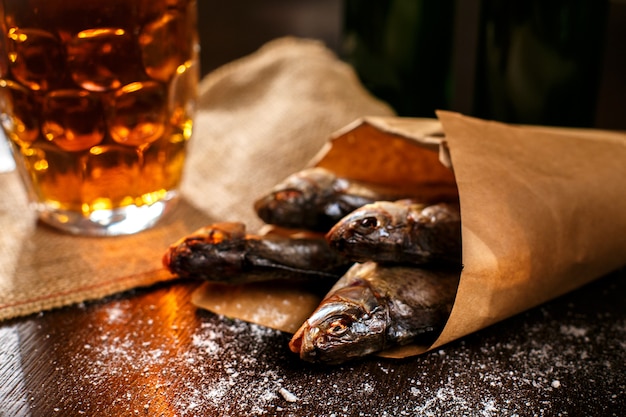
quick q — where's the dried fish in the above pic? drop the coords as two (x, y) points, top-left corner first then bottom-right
(326, 200), (462, 265)
(289, 262), (460, 364)
(163, 222), (352, 283)
(253, 167), (409, 232)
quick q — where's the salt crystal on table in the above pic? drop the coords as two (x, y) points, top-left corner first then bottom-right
(279, 387), (299, 403)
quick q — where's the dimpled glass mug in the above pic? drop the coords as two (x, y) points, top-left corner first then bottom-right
(0, 0), (199, 235)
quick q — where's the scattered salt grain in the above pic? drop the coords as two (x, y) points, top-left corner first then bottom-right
(559, 325), (588, 338)
(278, 387), (299, 403)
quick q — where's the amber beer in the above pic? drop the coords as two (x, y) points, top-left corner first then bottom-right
(0, 0), (199, 235)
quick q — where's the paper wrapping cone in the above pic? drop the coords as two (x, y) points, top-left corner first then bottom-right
(433, 111), (626, 351)
(192, 111), (626, 357)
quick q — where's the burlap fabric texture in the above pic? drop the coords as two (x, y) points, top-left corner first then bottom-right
(0, 37), (394, 321)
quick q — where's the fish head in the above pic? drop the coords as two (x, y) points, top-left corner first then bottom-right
(289, 282), (389, 364)
(254, 187), (311, 226)
(326, 201), (407, 261)
(253, 168), (338, 230)
(163, 222), (248, 279)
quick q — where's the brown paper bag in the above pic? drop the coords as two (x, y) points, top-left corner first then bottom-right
(193, 111), (626, 357)
(433, 111), (626, 351)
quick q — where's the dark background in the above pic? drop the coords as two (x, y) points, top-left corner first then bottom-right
(197, 0), (625, 129)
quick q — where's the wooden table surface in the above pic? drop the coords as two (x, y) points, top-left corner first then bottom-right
(1, 266), (625, 416)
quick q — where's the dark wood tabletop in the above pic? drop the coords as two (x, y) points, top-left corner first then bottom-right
(1, 266), (625, 416)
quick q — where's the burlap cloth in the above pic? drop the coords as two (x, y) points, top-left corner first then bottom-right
(0, 37), (394, 321)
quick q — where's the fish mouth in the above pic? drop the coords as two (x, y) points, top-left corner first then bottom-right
(325, 223), (359, 248)
(162, 247), (173, 269)
(288, 323), (306, 354)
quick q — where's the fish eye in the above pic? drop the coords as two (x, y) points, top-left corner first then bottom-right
(274, 189), (303, 202)
(206, 229), (227, 244)
(354, 216), (379, 234)
(326, 318), (350, 335)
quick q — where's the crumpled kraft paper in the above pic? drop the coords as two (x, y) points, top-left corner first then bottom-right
(193, 111), (626, 358)
(432, 110), (626, 353)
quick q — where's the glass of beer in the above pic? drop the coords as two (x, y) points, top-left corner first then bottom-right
(0, 0), (199, 236)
